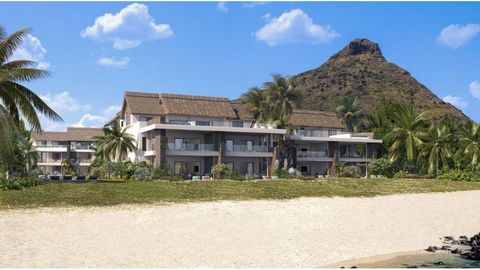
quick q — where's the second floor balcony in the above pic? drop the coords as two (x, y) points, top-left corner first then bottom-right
(167, 143), (215, 152)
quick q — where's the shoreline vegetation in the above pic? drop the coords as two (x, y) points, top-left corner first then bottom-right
(2, 178), (480, 209)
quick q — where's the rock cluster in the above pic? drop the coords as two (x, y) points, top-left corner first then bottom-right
(426, 233), (480, 261)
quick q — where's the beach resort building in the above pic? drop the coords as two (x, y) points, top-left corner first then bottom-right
(31, 127), (102, 175)
(111, 91), (382, 178)
(31, 91), (382, 178)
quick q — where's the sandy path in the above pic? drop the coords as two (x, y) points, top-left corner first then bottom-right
(1, 191), (480, 267)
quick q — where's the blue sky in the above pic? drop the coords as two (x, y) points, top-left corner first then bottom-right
(1, 1), (479, 130)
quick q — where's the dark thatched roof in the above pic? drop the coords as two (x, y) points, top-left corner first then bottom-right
(159, 93), (237, 118)
(31, 127), (103, 142)
(290, 109), (345, 129)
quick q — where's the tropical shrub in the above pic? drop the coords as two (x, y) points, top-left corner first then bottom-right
(337, 165), (361, 178)
(273, 167), (289, 178)
(151, 162), (170, 179)
(134, 167), (150, 180)
(393, 171), (407, 179)
(211, 164), (237, 179)
(437, 168), (480, 182)
(0, 178), (43, 191)
(367, 158), (394, 178)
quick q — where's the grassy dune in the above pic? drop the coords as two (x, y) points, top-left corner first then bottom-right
(2, 178), (480, 209)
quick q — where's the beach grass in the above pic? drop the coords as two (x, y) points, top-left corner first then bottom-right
(1, 178), (480, 209)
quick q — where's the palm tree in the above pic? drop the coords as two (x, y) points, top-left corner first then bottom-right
(16, 135), (39, 174)
(240, 87), (267, 123)
(332, 96), (361, 132)
(94, 121), (137, 162)
(264, 73), (302, 128)
(61, 158), (75, 175)
(455, 121), (480, 166)
(419, 125), (454, 175)
(0, 26), (62, 162)
(385, 105), (429, 164)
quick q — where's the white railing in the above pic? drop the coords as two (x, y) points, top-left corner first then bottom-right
(226, 145), (269, 152)
(297, 151), (328, 158)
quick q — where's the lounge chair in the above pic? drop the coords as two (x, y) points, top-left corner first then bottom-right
(50, 175), (60, 181)
(76, 176), (86, 182)
(192, 175), (201, 180)
(88, 176), (98, 181)
(63, 175), (73, 181)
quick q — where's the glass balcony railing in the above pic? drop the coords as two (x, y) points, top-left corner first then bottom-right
(297, 151), (329, 158)
(226, 145), (269, 152)
(295, 130), (341, 137)
(36, 144), (68, 148)
(340, 153), (367, 159)
(167, 143), (215, 151)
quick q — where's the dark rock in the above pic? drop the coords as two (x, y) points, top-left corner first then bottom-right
(451, 248), (459, 254)
(444, 236), (454, 241)
(441, 245), (451, 250)
(433, 246), (440, 250)
(433, 261), (444, 265)
(426, 246), (436, 252)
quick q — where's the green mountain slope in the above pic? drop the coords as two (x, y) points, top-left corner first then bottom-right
(291, 38), (469, 123)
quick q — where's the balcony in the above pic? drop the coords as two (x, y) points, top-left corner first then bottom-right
(166, 143), (218, 156)
(35, 144), (68, 152)
(225, 145), (272, 157)
(295, 130), (341, 137)
(297, 151), (332, 161)
(339, 152), (371, 162)
(71, 144), (96, 151)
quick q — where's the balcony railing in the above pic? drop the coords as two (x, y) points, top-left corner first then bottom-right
(340, 153), (367, 159)
(295, 130), (342, 137)
(297, 151), (329, 158)
(71, 144), (96, 150)
(36, 145), (68, 149)
(226, 145), (269, 152)
(167, 143), (215, 151)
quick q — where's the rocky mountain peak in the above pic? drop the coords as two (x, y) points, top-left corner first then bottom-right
(335, 38), (383, 58)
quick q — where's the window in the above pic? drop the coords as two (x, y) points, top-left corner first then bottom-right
(328, 130), (338, 136)
(240, 162), (254, 175)
(193, 165), (199, 173)
(195, 120), (210, 126)
(174, 139), (183, 150)
(225, 140), (234, 152)
(225, 162), (234, 169)
(174, 162), (185, 175)
(141, 137), (147, 151)
(52, 153), (61, 161)
(37, 140), (47, 146)
(301, 166), (308, 173)
(152, 139), (156, 151)
(139, 116), (152, 122)
(247, 162), (254, 175)
(232, 121), (243, 128)
(168, 119), (189, 125)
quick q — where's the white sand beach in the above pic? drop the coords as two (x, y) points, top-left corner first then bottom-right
(1, 190), (480, 268)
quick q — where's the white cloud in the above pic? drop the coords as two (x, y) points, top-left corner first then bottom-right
(74, 105), (121, 128)
(436, 23), (480, 49)
(74, 114), (107, 128)
(442, 95), (468, 109)
(217, 2), (229, 12)
(97, 56), (130, 68)
(261, 13), (271, 21)
(40, 91), (92, 113)
(81, 3), (173, 50)
(103, 105), (122, 117)
(470, 81), (480, 100)
(9, 34), (51, 69)
(255, 9), (339, 46)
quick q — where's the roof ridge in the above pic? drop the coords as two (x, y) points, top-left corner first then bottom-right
(160, 93), (230, 102)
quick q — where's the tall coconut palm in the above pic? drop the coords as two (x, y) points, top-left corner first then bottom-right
(455, 121), (480, 166)
(240, 87), (267, 123)
(385, 105), (429, 163)
(94, 121), (137, 162)
(264, 73), (302, 128)
(0, 26), (62, 162)
(332, 96), (361, 132)
(419, 125), (453, 175)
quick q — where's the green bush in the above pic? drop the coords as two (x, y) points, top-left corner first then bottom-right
(211, 164), (238, 179)
(0, 178), (43, 191)
(273, 167), (289, 178)
(134, 167), (150, 180)
(151, 162), (170, 179)
(338, 165), (361, 178)
(393, 171), (407, 178)
(437, 169), (480, 182)
(368, 158), (394, 178)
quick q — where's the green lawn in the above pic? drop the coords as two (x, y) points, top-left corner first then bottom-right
(1, 178), (480, 209)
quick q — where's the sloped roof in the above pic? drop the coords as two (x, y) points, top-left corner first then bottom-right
(124, 91), (164, 115)
(159, 93), (237, 118)
(31, 127), (103, 142)
(289, 109), (345, 129)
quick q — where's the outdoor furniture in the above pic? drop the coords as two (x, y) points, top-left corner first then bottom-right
(192, 176), (201, 180)
(201, 175), (210, 180)
(50, 175), (60, 181)
(76, 176), (86, 182)
(63, 175), (73, 181)
(88, 176), (98, 181)
(271, 176), (279, 180)
(262, 175), (269, 180)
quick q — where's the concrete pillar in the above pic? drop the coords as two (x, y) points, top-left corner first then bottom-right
(154, 129), (166, 167)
